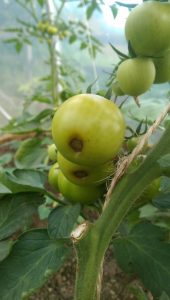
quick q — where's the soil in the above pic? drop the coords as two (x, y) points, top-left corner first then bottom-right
(28, 250), (148, 300)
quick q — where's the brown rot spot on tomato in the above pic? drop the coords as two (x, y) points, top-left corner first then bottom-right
(69, 138), (83, 152)
(73, 170), (88, 179)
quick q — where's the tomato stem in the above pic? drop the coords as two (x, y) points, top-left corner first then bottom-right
(74, 123), (170, 300)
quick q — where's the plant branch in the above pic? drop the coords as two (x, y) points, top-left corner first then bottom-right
(16, 0), (38, 23)
(46, 1), (60, 106)
(0, 131), (50, 145)
(57, 0), (67, 17)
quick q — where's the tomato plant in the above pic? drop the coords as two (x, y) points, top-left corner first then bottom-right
(0, 1), (170, 300)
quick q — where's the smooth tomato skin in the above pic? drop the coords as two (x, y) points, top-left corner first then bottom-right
(52, 94), (125, 166)
(125, 2), (170, 57)
(58, 171), (104, 204)
(48, 163), (60, 190)
(116, 58), (155, 96)
(48, 144), (58, 161)
(57, 152), (114, 186)
(153, 53), (170, 84)
(47, 26), (58, 35)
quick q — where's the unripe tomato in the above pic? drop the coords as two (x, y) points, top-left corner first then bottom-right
(125, 2), (170, 57)
(57, 151), (114, 186)
(48, 163), (59, 190)
(116, 58), (155, 96)
(58, 171), (104, 204)
(52, 94), (125, 166)
(37, 22), (48, 32)
(112, 82), (124, 96)
(48, 144), (58, 161)
(153, 53), (170, 84)
(134, 178), (160, 209)
(125, 136), (151, 153)
(47, 26), (58, 35)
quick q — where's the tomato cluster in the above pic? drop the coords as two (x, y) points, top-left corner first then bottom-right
(114, 2), (170, 97)
(37, 21), (67, 39)
(48, 94), (125, 204)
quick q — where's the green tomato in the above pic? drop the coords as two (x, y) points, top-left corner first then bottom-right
(52, 94), (125, 166)
(116, 58), (155, 96)
(58, 171), (104, 204)
(126, 136), (151, 153)
(125, 2), (170, 57)
(153, 52), (170, 84)
(37, 22), (49, 32)
(48, 144), (58, 161)
(57, 151), (114, 186)
(134, 178), (160, 209)
(112, 81), (125, 96)
(48, 163), (60, 190)
(47, 26), (58, 35)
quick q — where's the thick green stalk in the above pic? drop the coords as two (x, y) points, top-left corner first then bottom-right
(46, 0), (59, 106)
(48, 41), (59, 106)
(74, 123), (170, 300)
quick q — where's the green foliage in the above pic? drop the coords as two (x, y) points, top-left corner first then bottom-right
(48, 204), (81, 239)
(0, 240), (12, 262)
(122, 98), (170, 126)
(153, 177), (170, 209)
(113, 222), (170, 298)
(0, 229), (70, 300)
(0, 153), (13, 165)
(1, 1), (170, 299)
(0, 168), (46, 194)
(15, 138), (47, 169)
(0, 193), (43, 239)
(2, 109), (53, 134)
(160, 292), (170, 300)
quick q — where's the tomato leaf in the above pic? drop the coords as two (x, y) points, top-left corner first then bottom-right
(86, 78), (98, 93)
(122, 98), (170, 125)
(86, 2), (100, 20)
(160, 292), (170, 300)
(160, 177), (170, 193)
(2, 109), (52, 134)
(0, 153), (13, 166)
(15, 138), (47, 169)
(153, 192), (170, 209)
(0, 182), (12, 195)
(0, 240), (12, 262)
(0, 229), (70, 300)
(15, 40), (23, 53)
(37, 0), (44, 6)
(113, 222), (170, 298)
(152, 177), (170, 209)
(110, 43), (129, 59)
(69, 34), (77, 44)
(0, 169), (46, 194)
(0, 193), (44, 240)
(158, 154), (170, 176)
(110, 4), (118, 19)
(48, 204), (81, 239)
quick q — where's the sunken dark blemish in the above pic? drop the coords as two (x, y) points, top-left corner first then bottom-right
(73, 170), (88, 179)
(69, 138), (83, 152)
